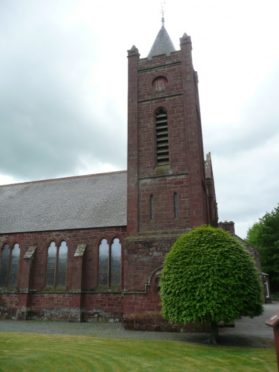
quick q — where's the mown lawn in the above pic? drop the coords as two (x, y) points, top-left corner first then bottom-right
(0, 332), (276, 371)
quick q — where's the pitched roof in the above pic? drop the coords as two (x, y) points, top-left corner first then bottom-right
(148, 25), (176, 58)
(0, 171), (127, 234)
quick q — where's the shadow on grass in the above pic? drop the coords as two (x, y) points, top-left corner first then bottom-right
(177, 333), (274, 348)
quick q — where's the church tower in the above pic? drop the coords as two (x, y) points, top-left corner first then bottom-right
(127, 22), (216, 237)
(124, 23), (217, 295)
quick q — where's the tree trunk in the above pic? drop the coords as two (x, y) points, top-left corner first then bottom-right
(209, 322), (219, 344)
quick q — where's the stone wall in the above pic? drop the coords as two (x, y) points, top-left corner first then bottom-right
(127, 35), (211, 237)
(0, 226), (127, 320)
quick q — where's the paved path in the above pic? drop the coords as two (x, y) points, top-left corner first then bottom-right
(220, 303), (278, 338)
(0, 303), (278, 347)
(217, 302), (278, 347)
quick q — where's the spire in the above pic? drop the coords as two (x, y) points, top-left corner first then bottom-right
(147, 22), (175, 59)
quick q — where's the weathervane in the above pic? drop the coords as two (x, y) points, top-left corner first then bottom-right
(161, 0), (166, 26)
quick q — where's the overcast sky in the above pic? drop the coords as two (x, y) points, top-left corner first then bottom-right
(0, 0), (278, 238)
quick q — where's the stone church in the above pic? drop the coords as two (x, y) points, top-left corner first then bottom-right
(0, 23), (223, 322)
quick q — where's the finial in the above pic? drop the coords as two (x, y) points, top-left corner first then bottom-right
(161, 0), (166, 26)
(127, 45), (139, 57)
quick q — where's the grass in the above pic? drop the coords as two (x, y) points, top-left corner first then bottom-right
(0, 332), (276, 372)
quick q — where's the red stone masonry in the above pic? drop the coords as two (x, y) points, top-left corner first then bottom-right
(123, 33), (216, 321)
(127, 35), (209, 237)
(0, 227), (126, 320)
(0, 31), (218, 322)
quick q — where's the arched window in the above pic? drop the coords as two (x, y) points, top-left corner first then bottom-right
(57, 241), (68, 287)
(0, 243), (20, 288)
(98, 238), (122, 289)
(153, 76), (167, 92)
(47, 242), (57, 287)
(155, 108), (169, 165)
(47, 241), (68, 288)
(98, 239), (109, 286)
(111, 238), (121, 287)
(10, 244), (20, 288)
(0, 244), (10, 287)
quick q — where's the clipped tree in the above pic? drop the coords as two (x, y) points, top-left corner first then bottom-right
(160, 226), (263, 343)
(247, 205), (279, 291)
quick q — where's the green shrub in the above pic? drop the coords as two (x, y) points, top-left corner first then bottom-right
(247, 204), (279, 291)
(160, 226), (263, 341)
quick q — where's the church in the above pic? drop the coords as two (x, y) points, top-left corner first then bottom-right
(1, 21), (235, 323)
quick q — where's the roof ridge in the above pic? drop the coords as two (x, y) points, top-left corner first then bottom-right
(0, 170), (127, 188)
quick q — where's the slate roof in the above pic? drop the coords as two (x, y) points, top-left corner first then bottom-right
(0, 171), (127, 234)
(148, 25), (176, 58)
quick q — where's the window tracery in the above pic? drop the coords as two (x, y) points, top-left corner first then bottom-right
(46, 241), (68, 288)
(98, 238), (121, 289)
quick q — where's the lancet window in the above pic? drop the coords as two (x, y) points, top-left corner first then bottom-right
(98, 238), (121, 289)
(46, 241), (68, 288)
(0, 243), (20, 288)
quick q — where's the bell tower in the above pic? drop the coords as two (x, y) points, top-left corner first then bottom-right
(127, 23), (216, 236)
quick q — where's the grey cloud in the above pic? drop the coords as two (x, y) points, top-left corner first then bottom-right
(202, 64), (279, 237)
(0, 1), (126, 180)
(212, 132), (279, 237)
(205, 66), (279, 157)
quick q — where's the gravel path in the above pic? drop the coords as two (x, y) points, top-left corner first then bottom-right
(0, 303), (278, 347)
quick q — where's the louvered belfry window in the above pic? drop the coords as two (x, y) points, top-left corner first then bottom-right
(155, 108), (169, 165)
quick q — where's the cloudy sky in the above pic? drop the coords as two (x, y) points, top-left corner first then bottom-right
(0, 0), (278, 238)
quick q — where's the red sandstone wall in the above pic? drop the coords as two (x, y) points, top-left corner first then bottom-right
(0, 227), (126, 320)
(0, 228), (182, 321)
(127, 37), (209, 236)
(124, 234), (179, 292)
(139, 176), (190, 232)
(83, 293), (123, 321)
